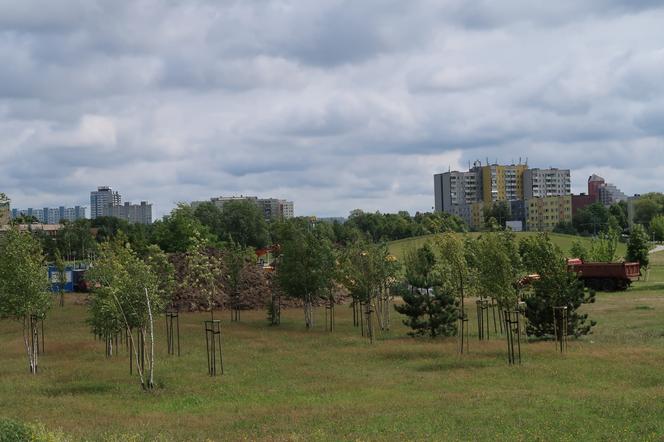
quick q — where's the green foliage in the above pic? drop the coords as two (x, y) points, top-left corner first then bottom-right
(573, 202), (610, 235)
(394, 242), (457, 337)
(553, 221), (577, 235)
(182, 239), (224, 317)
(434, 233), (471, 312)
(588, 227), (619, 262)
(634, 193), (664, 226)
(224, 239), (255, 310)
(609, 202), (629, 231)
(153, 205), (216, 253)
(339, 240), (398, 303)
(0, 417), (31, 442)
(470, 231), (522, 307)
(144, 245), (175, 306)
(569, 240), (589, 261)
(0, 228), (51, 320)
(394, 284), (458, 337)
(345, 209), (466, 243)
(86, 240), (164, 336)
(277, 222), (335, 327)
(519, 234), (596, 338)
(650, 215), (664, 242)
(626, 224), (650, 268)
(402, 242), (439, 288)
(483, 201), (511, 229)
(218, 200), (269, 248)
(54, 219), (98, 262)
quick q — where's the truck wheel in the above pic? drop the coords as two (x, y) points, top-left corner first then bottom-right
(602, 279), (615, 292)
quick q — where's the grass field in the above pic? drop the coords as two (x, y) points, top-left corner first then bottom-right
(1, 254), (664, 441)
(387, 232), (628, 261)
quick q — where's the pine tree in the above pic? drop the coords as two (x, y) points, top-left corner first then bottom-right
(394, 243), (457, 338)
(520, 234), (596, 338)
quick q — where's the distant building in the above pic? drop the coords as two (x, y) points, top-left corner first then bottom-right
(193, 195), (295, 221)
(571, 194), (595, 215)
(11, 206), (86, 224)
(525, 195), (572, 231)
(572, 174), (628, 214)
(523, 168), (571, 199)
(90, 186), (121, 219)
(107, 201), (152, 225)
(587, 174), (605, 201)
(598, 183), (627, 206)
(481, 163), (528, 202)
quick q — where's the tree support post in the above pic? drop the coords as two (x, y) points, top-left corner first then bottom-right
(166, 309), (181, 356)
(204, 320), (224, 376)
(553, 306), (568, 354)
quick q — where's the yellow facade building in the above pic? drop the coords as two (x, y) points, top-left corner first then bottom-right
(481, 164), (527, 203)
(525, 195), (572, 231)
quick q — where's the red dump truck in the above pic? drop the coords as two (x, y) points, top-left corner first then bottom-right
(567, 259), (641, 291)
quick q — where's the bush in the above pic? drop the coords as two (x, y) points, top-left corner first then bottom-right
(0, 418), (31, 442)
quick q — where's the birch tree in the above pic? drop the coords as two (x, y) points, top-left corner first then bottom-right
(0, 228), (52, 374)
(277, 223), (335, 329)
(87, 241), (163, 389)
(183, 239), (224, 320)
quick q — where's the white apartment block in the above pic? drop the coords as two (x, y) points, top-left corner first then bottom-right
(523, 168), (571, 199)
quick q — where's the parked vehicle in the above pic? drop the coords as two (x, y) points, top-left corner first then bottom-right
(567, 259), (640, 291)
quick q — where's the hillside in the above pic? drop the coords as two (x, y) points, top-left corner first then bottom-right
(388, 232), (628, 261)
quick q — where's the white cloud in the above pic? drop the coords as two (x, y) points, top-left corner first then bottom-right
(0, 0), (663, 219)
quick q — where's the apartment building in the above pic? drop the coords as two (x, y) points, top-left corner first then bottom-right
(481, 163), (528, 202)
(107, 201), (152, 225)
(90, 186), (121, 219)
(11, 206), (86, 224)
(525, 195), (572, 231)
(193, 195), (294, 221)
(523, 168), (571, 198)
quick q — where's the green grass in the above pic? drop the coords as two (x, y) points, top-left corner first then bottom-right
(388, 232), (628, 261)
(1, 268), (664, 440)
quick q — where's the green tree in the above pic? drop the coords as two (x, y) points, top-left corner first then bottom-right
(225, 239), (254, 321)
(519, 234), (595, 338)
(471, 232), (522, 308)
(86, 240), (164, 389)
(193, 202), (224, 239)
(182, 239), (224, 319)
(553, 221), (577, 235)
(153, 204), (216, 253)
(219, 200), (269, 248)
(650, 215), (664, 242)
(144, 245), (175, 307)
(394, 243), (457, 337)
(626, 224), (649, 269)
(573, 203), (610, 235)
(277, 223), (335, 329)
(435, 233), (472, 320)
(0, 228), (52, 373)
(483, 201), (511, 229)
(634, 193), (664, 226)
(569, 240), (589, 261)
(588, 227), (619, 262)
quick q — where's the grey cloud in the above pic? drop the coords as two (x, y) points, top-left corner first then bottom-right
(1, 0), (663, 218)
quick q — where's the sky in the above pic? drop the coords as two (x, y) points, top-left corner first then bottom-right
(1, 0), (663, 219)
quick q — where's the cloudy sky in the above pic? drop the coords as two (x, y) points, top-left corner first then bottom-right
(1, 0), (663, 219)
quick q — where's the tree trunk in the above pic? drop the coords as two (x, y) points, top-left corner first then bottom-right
(22, 316), (36, 374)
(145, 288), (155, 389)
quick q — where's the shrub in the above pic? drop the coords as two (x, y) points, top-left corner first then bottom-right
(0, 418), (31, 442)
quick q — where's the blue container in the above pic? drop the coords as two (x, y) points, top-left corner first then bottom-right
(47, 266), (74, 292)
